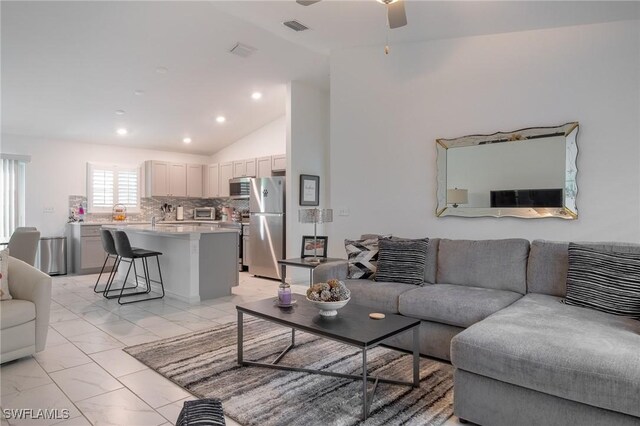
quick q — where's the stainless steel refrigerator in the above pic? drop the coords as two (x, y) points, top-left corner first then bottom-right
(249, 177), (285, 279)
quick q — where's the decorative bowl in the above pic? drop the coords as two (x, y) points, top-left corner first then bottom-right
(306, 297), (350, 317)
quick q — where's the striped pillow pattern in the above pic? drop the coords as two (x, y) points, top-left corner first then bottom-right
(375, 238), (429, 285)
(565, 243), (640, 318)
(176, 398), (226, 426)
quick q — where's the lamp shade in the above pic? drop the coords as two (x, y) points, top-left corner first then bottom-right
(298, 208), (333, 224)
(447, 188), (468, 205)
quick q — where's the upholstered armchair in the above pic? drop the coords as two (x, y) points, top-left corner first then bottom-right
(0, 256), (51, 363)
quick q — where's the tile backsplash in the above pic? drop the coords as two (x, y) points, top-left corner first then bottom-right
(68, 196), (249, 222)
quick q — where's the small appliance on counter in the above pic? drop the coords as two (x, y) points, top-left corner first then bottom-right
(193, 207), (215, 220)
(176, 205), (184, 221)
(112, 204), (127, 221)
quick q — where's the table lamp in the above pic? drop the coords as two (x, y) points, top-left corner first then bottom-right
(447, 188), (468, 208)
(298, 208), (333, 264)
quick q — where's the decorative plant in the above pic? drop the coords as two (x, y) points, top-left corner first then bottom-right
(306, 279), (351, 302)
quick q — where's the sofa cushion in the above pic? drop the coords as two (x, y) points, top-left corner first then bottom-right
(451, 293), (640, 418)
(565, 243), (640, 318)
(345, 238), (383, 279)
(398, 284), (522, 328)
(375, 238), (429, 285)
(344, 279), (416, 313)
(0, 249), (11, 300)
(1, 299), (36, 329)
(437, 239), (529, 294)
(528, 240), (640, 297)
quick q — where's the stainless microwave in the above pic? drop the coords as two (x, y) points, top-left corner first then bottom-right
(229, 178), (251, 197)
(193, 207), (215, 220)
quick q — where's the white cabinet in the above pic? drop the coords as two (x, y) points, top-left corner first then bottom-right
(219, 162), (233, 197)
(205, 164), (220, 198)
(69, 224), (115, 274)
(256, 156), (272, 178)
(233, 159), (257, 178)
(145, 161), (193, 197)
(146, 161), (170, 197)
(186, 164), (204, 197)
(272, 154), (286, 172)
(169, 163), (187, 197)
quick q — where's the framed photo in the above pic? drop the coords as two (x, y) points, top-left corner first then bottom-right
(299, 174), (320, 206)
(301, 235), (328, 258)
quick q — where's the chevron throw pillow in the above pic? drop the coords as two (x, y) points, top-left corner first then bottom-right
(345, 238), (383, 279)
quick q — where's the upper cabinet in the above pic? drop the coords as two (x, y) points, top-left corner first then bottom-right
(145, 161), (200, 197)
(219, 162), (233, 197)
(233, 158), (257, 178)
(204, 164), (220, 198)
(256, 156), (272, 178)
(146, 161), (169, 196)
(186, 164), (203, 197)
(272, 154), (286, 172)
(169, 163), (187, 197)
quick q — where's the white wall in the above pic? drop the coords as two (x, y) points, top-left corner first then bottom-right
(209, 116), (285, 164)
(286, 81), (330, 283)
(1, 134), (210, 237)
(328, 20), (640, 256)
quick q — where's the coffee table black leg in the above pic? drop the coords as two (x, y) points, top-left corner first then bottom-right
(413, 325), (420, 386)
(362, 347), (368, 420)
(237, 311), (243, 366)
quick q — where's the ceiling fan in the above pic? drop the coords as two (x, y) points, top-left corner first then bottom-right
(296, 0), (408, 29)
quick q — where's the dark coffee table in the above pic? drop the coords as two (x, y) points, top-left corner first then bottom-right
(236, 297), (421, 420)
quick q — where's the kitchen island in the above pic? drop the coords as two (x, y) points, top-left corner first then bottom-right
(102, 224), (239, 303)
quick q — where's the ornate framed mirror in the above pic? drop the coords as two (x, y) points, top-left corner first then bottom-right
(436, 122), (578, 219)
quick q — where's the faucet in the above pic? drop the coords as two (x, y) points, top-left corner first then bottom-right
(151, 216), (156, 229)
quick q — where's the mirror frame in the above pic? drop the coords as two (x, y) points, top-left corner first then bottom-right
(436, 122), (579, 219)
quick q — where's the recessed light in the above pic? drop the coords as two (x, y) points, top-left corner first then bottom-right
(216, 116), (226, 123)
(134, 90), (145, 96)
(115, 110), (125, 115)
(183, 137), (192, 144)
(156, 67), (168, 74)
(251, 92), (262, 100)
(116, 128), (128, 136)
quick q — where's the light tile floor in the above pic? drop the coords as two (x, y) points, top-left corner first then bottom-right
(1, 272), (467, 426)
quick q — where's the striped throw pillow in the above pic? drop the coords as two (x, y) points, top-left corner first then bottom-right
(564, 243), (640, 318)
(176, 398), (225, 426)
(375, 238), (429, 285)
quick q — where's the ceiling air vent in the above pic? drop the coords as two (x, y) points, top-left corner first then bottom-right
(283, 20), (309, 32)
(229, 43), (257, 58)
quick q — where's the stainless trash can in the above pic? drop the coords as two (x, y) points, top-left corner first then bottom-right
(37, 237), (67, 276)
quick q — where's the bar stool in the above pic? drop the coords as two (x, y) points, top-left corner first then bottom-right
(94, 229), (122, 294)
(109, 230), (165, 305)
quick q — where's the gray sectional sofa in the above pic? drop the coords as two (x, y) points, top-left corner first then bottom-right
(314, 238), (640, 426)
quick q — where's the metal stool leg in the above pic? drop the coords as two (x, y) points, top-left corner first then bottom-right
(117, 255), (165, 305)
(94, 254), (114, 293)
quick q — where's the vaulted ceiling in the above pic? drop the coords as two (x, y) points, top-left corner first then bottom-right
(2, 1), (637, 155)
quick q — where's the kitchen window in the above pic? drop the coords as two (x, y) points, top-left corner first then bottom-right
(87, 163), (140, 213)
(1, 154), (28, 240)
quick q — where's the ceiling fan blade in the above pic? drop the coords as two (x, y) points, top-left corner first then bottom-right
(387, 0), (407, 29)
(296, 0), (321, 5)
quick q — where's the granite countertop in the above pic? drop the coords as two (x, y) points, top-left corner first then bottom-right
(101, 224), (239, 236)
(68, 220), (223, 226)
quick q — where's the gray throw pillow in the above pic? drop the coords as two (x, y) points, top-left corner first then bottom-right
(345, 238), (382, 279)
(375, 238), (429, 285)
(564, 243), (640, 318)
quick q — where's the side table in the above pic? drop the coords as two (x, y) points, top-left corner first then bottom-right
(277, 257), (345, 287)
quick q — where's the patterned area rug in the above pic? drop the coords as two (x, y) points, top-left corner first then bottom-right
(124, 318), (454, 426)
